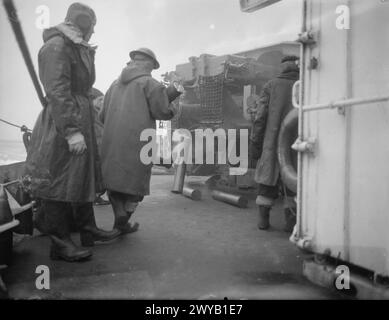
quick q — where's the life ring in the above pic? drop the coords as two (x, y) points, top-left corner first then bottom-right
(277, 108), (298, 193)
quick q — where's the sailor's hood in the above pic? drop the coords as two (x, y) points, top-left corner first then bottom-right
(277, 61), (299, 80)
(119, 66), (150, 84)
(42, 27), (63, 43)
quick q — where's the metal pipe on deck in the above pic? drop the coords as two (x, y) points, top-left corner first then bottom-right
(211, 190), (248, 208)
(171, 163), (187, 193)
(182, 186), (202, 200)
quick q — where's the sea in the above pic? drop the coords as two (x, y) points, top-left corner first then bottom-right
(0, 136), (171, 167)
(0, 139), (27, 165)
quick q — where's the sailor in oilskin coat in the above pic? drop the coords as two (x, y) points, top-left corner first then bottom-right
(250, 55), (299, 233)
(26, 3), (118, 262)
(99, 48), (183, 235)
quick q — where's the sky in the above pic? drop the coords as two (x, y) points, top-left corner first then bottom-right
(0, 0), (302, 141)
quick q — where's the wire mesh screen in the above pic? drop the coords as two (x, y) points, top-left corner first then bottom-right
(198, 73), (224, 127)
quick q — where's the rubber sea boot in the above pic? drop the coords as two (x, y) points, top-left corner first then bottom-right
(257, 206), (271, 230)
(75, 204), (120, 246)
(80, 224), (121, 247)
(283, 208), (296, 233)
(49, 235), (92, 262)
(109, 193), (140, 235)
(114, 212), (139, 235)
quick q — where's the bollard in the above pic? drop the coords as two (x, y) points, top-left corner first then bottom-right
(171, 163), (187, 193)
(182, 186), (202, 201)
(211, 190), (248, 208)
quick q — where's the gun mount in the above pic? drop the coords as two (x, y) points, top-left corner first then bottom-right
(162, 42), (299, 188)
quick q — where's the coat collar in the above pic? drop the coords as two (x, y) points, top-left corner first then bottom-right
(55, 22), (97, 50)
(277, 70), (299, 81)
(42, 22), (96, 86)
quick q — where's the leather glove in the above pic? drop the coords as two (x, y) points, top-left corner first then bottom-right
(66, 132), (87, 155)
(166, 82), (184, 103)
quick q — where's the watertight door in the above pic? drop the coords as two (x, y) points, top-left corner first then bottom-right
(299, 0), (389, 276)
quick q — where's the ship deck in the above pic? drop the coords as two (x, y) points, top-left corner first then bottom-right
(3, 174), (341, 299)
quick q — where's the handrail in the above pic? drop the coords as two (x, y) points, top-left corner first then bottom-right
(295, 95), (389, 113)
(292, 80), (300, 109)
